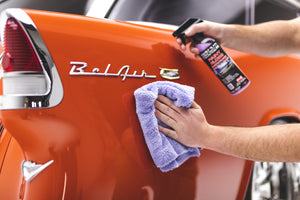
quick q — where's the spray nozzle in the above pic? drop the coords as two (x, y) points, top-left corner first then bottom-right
(172, 18), (204, 45)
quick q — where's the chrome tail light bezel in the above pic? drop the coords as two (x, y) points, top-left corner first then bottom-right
(0, 8), (63, 110)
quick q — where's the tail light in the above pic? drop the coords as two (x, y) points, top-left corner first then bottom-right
(0, 9), (63, 109)
(3, 18), (43, 73)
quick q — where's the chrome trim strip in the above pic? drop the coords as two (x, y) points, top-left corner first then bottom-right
(21, 160), (54, 182)
(0, 8), (63, 109)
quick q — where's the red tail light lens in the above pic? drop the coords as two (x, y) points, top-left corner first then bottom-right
(2, 18), (43, 72)
(0, 8), (64, 110)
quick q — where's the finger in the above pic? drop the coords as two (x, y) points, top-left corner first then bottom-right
(155, 109), (177, 131)
(189, 42), (200, 57)
(185, 24), (199, 37)
(190, 101), (201, 109)
(176, 37), (182, 45)
(158, 125), (178, 139)
(156, 95), (190, 115)
(190, 46), (200, 55)
(185, 23), (207, 37)
(156, 94), (173, 104)
(156, 95), (180, 112)
(155, 97), (179, 118)
(176, 38), (186, 50)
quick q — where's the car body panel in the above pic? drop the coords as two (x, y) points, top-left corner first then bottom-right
(0, 133), (24, 200)
(1, 9), (300, 199)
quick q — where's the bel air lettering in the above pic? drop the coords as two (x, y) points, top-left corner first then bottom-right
(69, 62), (156, 81)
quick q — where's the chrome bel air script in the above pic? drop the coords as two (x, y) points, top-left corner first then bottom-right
(69, 62), (157, 81)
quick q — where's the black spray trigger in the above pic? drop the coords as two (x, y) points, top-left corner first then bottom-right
(172, 18), (203, 45)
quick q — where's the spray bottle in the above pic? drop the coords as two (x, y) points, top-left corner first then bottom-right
(173, 18), (250, 95)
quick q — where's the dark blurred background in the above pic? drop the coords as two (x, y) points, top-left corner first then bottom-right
(0, 0), (298, 25)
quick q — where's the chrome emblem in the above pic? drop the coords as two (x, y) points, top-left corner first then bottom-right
(69, 62), (156, 81)
(21, 160), (54, 182)
(160, 68), (180, 80)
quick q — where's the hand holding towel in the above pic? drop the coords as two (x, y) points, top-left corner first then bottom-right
(134, 81), (200, 172)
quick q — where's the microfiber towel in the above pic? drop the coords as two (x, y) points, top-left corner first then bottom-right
(134, 81), (200, 172)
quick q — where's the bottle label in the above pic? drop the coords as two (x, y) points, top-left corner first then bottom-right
(198, 42), (250, 95)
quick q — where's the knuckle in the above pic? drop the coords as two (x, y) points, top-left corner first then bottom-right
(166, 106), (172, 113)
(166, 129), (177, 139)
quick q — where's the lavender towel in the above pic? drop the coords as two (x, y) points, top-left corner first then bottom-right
(134, 81), (200, 172)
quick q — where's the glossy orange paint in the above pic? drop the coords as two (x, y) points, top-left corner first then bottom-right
(0, 132), (24, 200)
(1, 9), (300, 199)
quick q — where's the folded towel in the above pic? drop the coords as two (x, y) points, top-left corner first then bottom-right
(134, 81), (200, 172)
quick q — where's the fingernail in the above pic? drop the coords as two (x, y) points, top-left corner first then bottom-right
(173, 133), (178, 139)
(185, 28), (192, 36)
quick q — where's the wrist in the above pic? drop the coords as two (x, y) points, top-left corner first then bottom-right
(220, 24), (235, 47)
(198, 124), (221, 150)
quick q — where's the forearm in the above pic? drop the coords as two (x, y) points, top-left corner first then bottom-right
(155, 96), (300, 162)
(206, 123), (300, 162)
(222, 18), (300, 57)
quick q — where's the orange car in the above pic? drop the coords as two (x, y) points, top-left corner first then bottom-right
(0, 1), (300, 199)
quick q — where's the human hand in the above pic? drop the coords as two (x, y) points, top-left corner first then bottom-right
(154, 95), (211, 148)
(176, 21), (226, 57)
